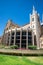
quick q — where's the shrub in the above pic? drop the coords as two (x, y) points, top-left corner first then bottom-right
(10, 45), (18, 49)
(28, 45), (37, 50)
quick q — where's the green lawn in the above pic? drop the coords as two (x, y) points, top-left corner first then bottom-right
(0, 54), (43, 65)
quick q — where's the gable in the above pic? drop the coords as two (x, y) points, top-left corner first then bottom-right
(5, 20), (19, 31)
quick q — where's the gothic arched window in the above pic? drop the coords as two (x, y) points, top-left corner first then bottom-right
(32, 18), (34, 21)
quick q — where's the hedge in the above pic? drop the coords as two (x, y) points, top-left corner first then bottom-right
(28, 45), (37, 50)
(10, 45), (18, 49)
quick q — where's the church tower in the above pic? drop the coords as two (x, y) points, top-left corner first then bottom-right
(30, 6), (41, 49)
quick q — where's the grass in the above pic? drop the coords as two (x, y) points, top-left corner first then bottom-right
(0, 54), (43, 65)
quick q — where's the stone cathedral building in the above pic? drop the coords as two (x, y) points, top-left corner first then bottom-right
(1, 6), (43, 49)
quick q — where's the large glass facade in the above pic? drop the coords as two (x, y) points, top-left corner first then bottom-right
(28, 31), (32, 45)
(6, 30), (32, 49)
(15, 31), (20, 48)
(21, 31), (26, 48)
(10, 32), (14, 45)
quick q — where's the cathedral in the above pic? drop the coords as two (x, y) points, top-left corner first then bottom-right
(1, 6), (43, 49)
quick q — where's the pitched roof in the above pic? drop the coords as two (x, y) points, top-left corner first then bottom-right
(5, 20), (20, 30)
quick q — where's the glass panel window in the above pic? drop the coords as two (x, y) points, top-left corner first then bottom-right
(22, 31), (26, 35)
(16, 32), (20, 35)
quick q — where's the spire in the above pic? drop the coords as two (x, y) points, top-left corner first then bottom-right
(8, 19), (12, 22)
(41, 14), (43, 25)
(42, 14), (43, 22)
(33, 5), (36, 14)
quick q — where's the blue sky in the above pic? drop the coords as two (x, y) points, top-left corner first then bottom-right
(0, 0), (43, 36)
